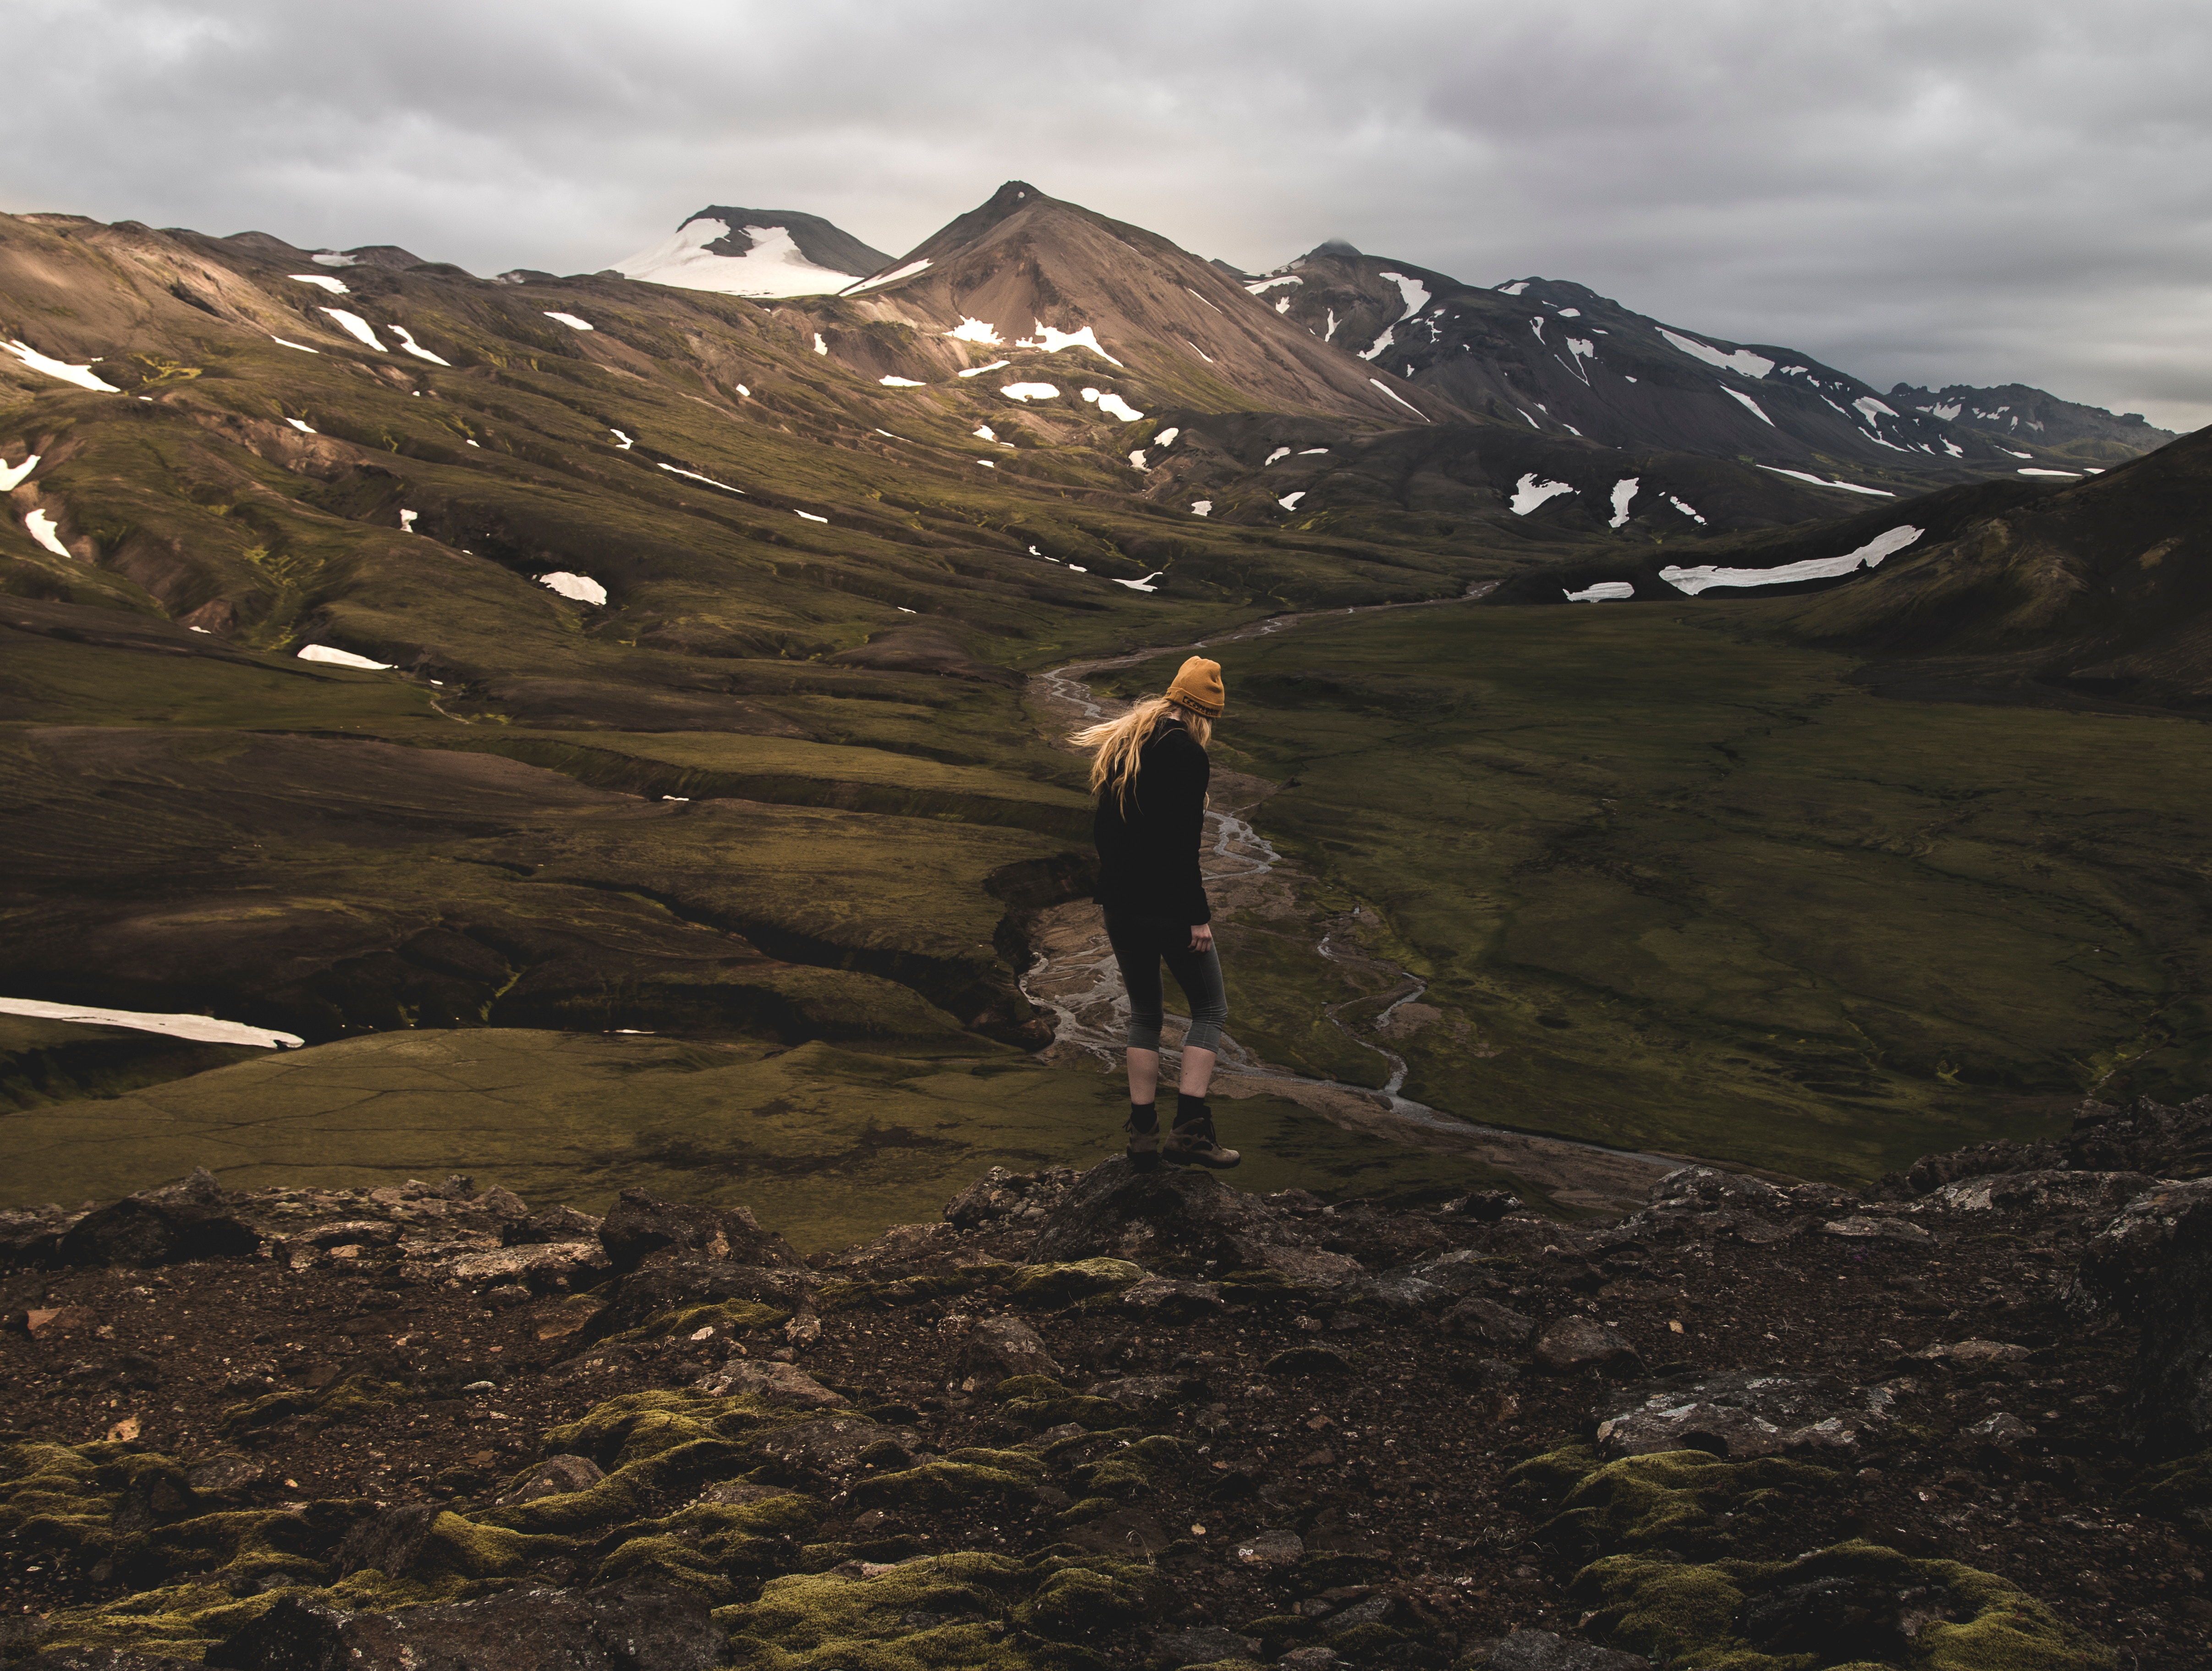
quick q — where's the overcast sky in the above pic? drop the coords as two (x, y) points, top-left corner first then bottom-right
(8, 0), (2210, 430)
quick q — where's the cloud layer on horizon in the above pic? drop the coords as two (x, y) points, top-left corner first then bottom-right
(5, 0), (2209, 428)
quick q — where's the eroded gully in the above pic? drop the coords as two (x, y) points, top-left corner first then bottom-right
(1019, 588), (1683, 1215)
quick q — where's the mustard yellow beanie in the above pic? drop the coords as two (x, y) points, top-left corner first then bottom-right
(1166, 655), (1225, 719)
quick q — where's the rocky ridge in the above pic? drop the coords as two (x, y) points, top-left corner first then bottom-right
(3, 1096), (2211, 1669)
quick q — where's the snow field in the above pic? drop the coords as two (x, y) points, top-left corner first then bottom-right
(1129, 451), (1147, 469)
(1300, 446), (1327, 455)
(1264, 447), (1291, 466)
(0, 454), (40, 491)
(1510, 475), (1575, 516)
(298, 645), (394, 670)
(1609, 477), (1639, 528)
(4, 340), (120, 392)
(1564, 581), (1635, 603)
(977, 460), (996, 468)
(1245, 275), (1302, 294)
(320, 310), (386, 351)
(1190, 501), (1212, 517)
(795, 510), (829, 523)
(1279, 492), (1306, 510)
(398, 510), (418, 533)
(972, 425), (997, 441)
(544, 312), (594, 331)
(538, 572), (607, 604)
(1660, 524), (1923, 595)
(1757, 466), (1894, 498)
(609, 429), (634, 449)
(1276, 298), (1291, 314)
(1112, 571), (1164, 592)
(1721, 387), (1774, 426)
(1093, 392), (1144, 421)
(847, 257), (932, 293)
(1668, 496), (1707, 525)
(1497, 281), (1530, 296)
(813, 334), (828, 355)
(897, 606), (917, 614)
(25, 510), (71, 558)
(0, 996), (302, 1050)
(285, 419), (315, 434)
(999, 384), (1059, 403)
(1358, 326), (1395, 362)
(620, 219), (861, 298)
(390, 325), (450, 366)
(289, 274), (348, 294)
(946, 318), (1003, 345)
(2019, 468), (2082, 477)
(878, 375), (926, 387)
(1156, 428), (1180, 448)
(959, 360), (1011, 378)
(1659, 328), (1775, 379)
(271, 337), (319, 354)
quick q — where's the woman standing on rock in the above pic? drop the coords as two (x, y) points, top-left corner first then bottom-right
(1073, 655), (1240, 1173)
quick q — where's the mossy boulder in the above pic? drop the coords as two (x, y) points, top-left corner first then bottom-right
(1006, 1258), (1147, 1308)
(850, 1448), (1045, 1513)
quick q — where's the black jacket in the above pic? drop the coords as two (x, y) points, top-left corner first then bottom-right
(1092, 718), (1211, 924)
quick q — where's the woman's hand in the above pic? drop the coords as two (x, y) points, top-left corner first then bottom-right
(1190, 924), (1214, 953)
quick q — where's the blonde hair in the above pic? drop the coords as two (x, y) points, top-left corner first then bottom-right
(1072, 695), (1213, 811)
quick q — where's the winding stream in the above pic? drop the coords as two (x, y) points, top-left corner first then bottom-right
(1019, 587), (1685, 1213)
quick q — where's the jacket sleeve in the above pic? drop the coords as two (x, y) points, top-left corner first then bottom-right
(1143, 731), (1213, 924)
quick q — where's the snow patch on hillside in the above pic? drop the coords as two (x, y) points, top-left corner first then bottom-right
(539, 572), (607, 604)
(1564, 581), (1634, 603)
(1279, 492), (1306, 510)
(24, 510), (70, 558)
(813, 334), (828, 355)
(544, 312), (593, 331)
(1000, 383), (1059, 402)
(657, 463), (746, 493)
(1245, 275), (1302, 294)
(1129, 450), (1147, 469)
(397, 510), (418, 533)
(298, 645), (393, 670)
(795, 510), (829, 523)
(946, 318), (1002, 345)
(1379, 272), (1430, 321)
(879, 375), (925, 387)
(1113, 571), (1164, 592)
(620, 219), (860, 297)
(285, 418), (316, 434)
(0, 454), (40, 490)
(289, 274), (348, 294)
(1511, 475), (1575, 515)
(610, 428), (634, 449)
(0, 997), (302, 1050)
(958, 359), (1010, 378)
(4, 340), (120, 391)
(1758, 466), (1894, 498)
(1662, 525), (1923, 595)
(1496, 281), (1529, 296)
(1721, 387), (1774, 426)
(320, 309), (386, 351)
(2019, 468), (2082, 477)
(1608, 477), (1639, 528)
(1369, 379), (1427, 419)
(271, 337), (318, 353)
(1093, 391), (1143, 421)
(1018, 323), (1123, 365)
(390, 325), (449, 366)
(1157, 428), (1180, 448)
(1264, 447), (1291, 467)
(1190, 500), (1212, 517)
(1358, 325), (1396, 362)
(1667, 496), (1707, 525)
(1660, 328), (1774, 379)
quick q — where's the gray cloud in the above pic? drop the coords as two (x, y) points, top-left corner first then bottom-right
(6, 0), (2209, 428)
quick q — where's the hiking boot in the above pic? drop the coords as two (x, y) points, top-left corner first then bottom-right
(1125, 1111), (1163, 1174)
(1125, 1124), (1163, 1173)
(1164, 1114), (1240, 1169)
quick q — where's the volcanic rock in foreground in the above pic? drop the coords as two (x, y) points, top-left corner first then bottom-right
(4, 1095), (2210, 1667)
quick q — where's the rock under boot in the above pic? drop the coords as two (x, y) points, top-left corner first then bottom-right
(1164, 1098), (1240, 1169)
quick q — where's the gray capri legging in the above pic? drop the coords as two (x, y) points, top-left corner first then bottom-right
(1105, 910), (1228, 1054)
